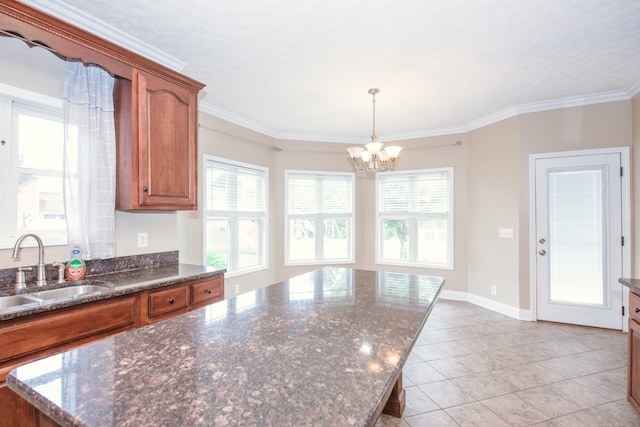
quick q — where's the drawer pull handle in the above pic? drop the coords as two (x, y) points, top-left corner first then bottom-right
(207, 289), (212, 294)
(168, 297), (175, 304)
(635, 308), (640, 313)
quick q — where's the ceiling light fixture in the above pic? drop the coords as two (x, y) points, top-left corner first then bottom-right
(347, 88), (402, 172)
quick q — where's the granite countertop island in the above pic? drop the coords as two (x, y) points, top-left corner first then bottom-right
(8, 267), (444, 427)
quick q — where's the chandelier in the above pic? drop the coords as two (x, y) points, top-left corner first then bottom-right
(347, 88), (402, 172)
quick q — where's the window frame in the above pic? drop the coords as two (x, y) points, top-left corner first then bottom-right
(375, 167), (454, 270)
(284, 169), (355, 266)
(202, 155), (269, 277)
(0, 85), (67, 249)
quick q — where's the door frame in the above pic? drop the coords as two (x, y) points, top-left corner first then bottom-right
(529, 147), (631, 331)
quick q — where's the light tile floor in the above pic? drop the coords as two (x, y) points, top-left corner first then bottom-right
(376, 299), (640, 427)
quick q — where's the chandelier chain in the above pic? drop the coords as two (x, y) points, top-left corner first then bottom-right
(371, 90), (376, 141)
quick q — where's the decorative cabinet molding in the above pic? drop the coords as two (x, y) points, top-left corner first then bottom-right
(0, 0), (205, 211)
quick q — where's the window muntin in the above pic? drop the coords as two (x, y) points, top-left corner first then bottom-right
(377, 168), (453, 269)
(285, 171), (355, 265)
(204, 156), (267, 275)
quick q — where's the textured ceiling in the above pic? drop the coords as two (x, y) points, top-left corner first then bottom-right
(22, 0), (640, 143)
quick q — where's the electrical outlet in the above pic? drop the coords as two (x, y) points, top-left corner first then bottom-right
(491, 285), (497, 296)
(137, 232), (148, 248)
(234, 284), (240, 295)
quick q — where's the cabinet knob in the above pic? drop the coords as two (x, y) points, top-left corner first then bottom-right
(635, 307), (640, 313)
(168, 297), (175, 304)
(143, 187), (148, 192)
(207, 289), (212, 294)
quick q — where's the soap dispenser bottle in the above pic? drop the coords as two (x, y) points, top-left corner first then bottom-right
(66, 244), (86, 281)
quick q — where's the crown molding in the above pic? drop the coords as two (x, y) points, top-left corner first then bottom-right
(198, 101), (276, 138)
(201, 90), (633, 144)
(627, 76), (640, 98)
(23, 0), (186, 72)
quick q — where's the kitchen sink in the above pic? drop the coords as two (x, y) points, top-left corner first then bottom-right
(30, 282), (112, 300)
(0, 294), (39, 309)
(0, 280), (115, 314)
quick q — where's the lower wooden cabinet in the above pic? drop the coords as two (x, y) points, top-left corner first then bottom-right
(0, 273), (224, 426)
(140, 276), (224, 325)
(629, 291), (640, 415)
(0, 295), (139, 427)
(629, 318), (640, 413)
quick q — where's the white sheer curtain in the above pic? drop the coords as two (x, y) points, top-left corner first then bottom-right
(63, 61), (116, 260)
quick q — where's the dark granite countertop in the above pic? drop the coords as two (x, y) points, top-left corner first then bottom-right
(0, 263), (225, 321)
(8, 267), (444, 427)
(619, 278), (640, 294)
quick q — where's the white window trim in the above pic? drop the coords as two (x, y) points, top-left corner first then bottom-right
(284, 169), (356, 266)
(375, 167), (454, 270)
(202, 155), (269, 277)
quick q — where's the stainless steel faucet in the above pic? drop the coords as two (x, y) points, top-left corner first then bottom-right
(12, 233), (47, 286)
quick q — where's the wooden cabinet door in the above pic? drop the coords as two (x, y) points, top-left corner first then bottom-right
(629, 318), (640, 414)
(136, 70), (197, 209)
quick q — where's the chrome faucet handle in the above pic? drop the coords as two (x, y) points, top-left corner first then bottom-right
(15, 266), (32, 289)
(52, 262), (66, 284)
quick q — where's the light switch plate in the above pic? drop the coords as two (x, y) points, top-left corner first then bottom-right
(499, 228), (514, 239)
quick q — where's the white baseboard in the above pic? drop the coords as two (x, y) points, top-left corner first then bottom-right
(439, 290), (534, 321)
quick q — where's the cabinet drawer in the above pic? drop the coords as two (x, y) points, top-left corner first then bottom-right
(630, 292), (640, 323)
(0, 296), (137, 364)
(190, 276), (223, 309)
(148, 285), (188, 318)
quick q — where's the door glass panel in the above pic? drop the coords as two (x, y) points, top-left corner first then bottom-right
(548, 169), (604, 305)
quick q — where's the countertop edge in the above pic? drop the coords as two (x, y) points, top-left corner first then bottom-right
(0, 264), (225, 321)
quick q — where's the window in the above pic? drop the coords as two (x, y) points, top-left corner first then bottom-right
(285, 170), (355, 265)
(0, 91), (66, 247)
(203, 156), (267, 275)
(376, 168), (453, 269)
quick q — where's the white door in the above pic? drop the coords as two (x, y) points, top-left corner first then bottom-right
(534, 152), (623, 329)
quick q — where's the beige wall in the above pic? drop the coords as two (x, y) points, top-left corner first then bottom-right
(467, 117), (520, 308)
(1, 211), (178, 270)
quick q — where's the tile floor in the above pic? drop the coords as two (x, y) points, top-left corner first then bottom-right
(376, 299), (640, 426)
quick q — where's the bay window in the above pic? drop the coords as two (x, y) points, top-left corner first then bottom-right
(377, 168), (453, 269)
(285, 170), (355, 265)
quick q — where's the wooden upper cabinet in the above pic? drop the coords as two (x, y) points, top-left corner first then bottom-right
(0, 0), (204, 211)
(115, 70), (199, 210)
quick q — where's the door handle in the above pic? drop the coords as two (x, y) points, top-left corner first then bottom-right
(538, 249), (546, 256)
